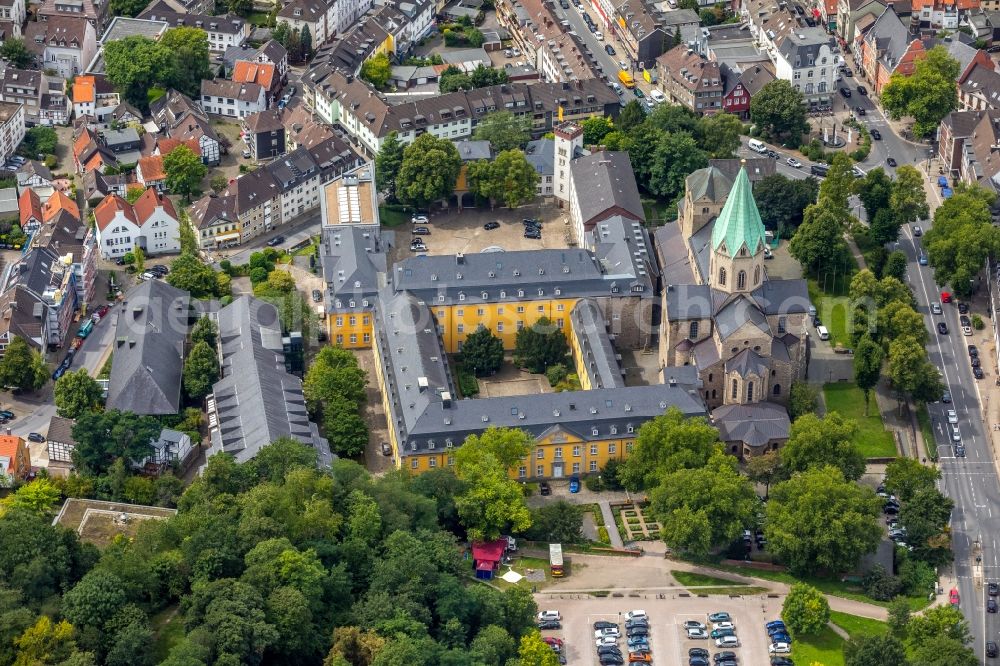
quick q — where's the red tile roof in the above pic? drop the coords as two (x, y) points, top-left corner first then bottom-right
(0, 435), (24, 477)
(132, 187), (177, 224)
(232, 60), (276, 90)
(42, 189), (80, 223)
(157, 137), (201, 156)
(138, 155), (166, 183)
(94, 193), (136, 231)
(18, 188), (42, 228)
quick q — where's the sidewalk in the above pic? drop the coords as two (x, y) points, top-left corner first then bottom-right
(598, 500), (625, 549)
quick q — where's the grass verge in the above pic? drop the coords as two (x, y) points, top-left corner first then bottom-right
(693, 586), (770, 595)
(916, 402), (937, 461)
(790, 625), (845, 666)
(671, 570), (747, 587)
(829, 610), (888, 638)
(823, 383), (897, 458)
(379, 204), (411, 227)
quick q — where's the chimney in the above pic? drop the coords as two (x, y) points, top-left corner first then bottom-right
(456, 252), (465, 264)
(441, 391), (452, 408)
(5, 428), (10, 436)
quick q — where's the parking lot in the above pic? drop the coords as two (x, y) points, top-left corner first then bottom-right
(396, 205), (574, 261)
(536, 593), (778, 665)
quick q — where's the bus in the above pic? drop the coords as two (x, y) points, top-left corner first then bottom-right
(76, 319), (94, 339)
(549, 543), (564, 577)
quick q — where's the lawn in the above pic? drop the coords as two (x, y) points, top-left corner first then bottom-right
(790, 625), (846, 666)
(151, 607), (184, 662)
(823, 383), (897, 458)
(916, 402), (937, 461)
(641, 197), (675, 226)
(246, 11), (272, 26)
(671, 570), (748, 587)
(379, 204), (411, 227)
(807, 279), (852, 347)
(829, 610), (888, 638)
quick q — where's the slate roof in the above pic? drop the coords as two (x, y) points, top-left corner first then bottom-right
(244, 108), (284, 134)
(570, 298), (624, 390)
(205, 296), (332, 468)
(570, 151), (645, 226)
(589, 216), (656, 293)
(960, 63), (1000, 108)
(685, 166), (732, 202)
(711, 167), (766, 257)
(455, 140), (493, 161)
(139, 0), (247, 34)
(864, 7), (910, 70)
(46, 415), (77, 447)
(654, 223), (697, 287)
(714, 295), (770, 339)
(737, 64), (776, 96)
(776, 28), (836, 69)
(713, 402), (790, 447)
(525, 138), (554, 177)
(750, 279), (810, 315)
(106, 280), (190, 415)
(725, 348), (769, 378)
(201, 79), (263, 103)
(709, 158), (776, 182)
(689, 217), (714, 283)
(322, 225), (387, 309)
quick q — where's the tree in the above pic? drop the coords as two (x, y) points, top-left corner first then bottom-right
(469, 65), (508, 88)
(516, 631), (560, 666)
(745, 450), (781, 497)
(752, 174), (819, 235)
(581, 116), (614, 146)
(909, 635), (977, 666)
(857, 167), (893, 221)
(905, 604), (970, 648)
(300, 25), (312, 59)
(470, 625), (517, 666)
(862, 563), (901, 601)
(323, 400), (369, 457)
(396, 133), (462, 208)
(650, 452), (759, 558)
(0, 336), (47, 392)
(0, 38), (33, 68)
(899, 487), (953, 564)
(167, 253), (219, 298)
(853, 334), (883, 415)
(781, 582), (830, 635)
(887, 597), (911, 636)
(183, 340), (219, 401)
(888, 336), (944, 403)
(788, 382), (819, 420)
(619, 407), (722, 490)
(161, 27), (211, 99)
(303, 346), (367, 410)
(884, 250), (908, 282)
(467, 150), (539, 208)
(766, 465), (882, 575)
(648, 131), (708, 201)
(1, 478), (62, 515)
(923, 185), (998, 298)
(62, 570), (128, 632)
(820, 153), (856, 212)
(698, 112), (743, 158)
(454, 428), (532, 541)
(890, 165), (929, 226)
(14, 617), (85, 666)
(103, 36), (174, 109)
(54, 369), (103, 419)
(375, 132), (405, 198)
(749, 79), (808, 142)
(71, 409), (162, 474)
(191, 316), (218, 349)
(439, 66), (473, 93)
(881, 46), (960, 137)
(512, 317), (569, 374)
(884, 457), (939, 502)
(844, 634), (908, 666)
(617, 100), (646, 131)
(19, 127), (58, 160)
(781, 412), (866, 481)
(524, 501), (584, 544)
(790, 202), (848, 273)
(163, 145), (207, 201)
(461, 326), (504, 376)
(472, 111), (531, 152)
(361, 53), (392, 89)
(133, 246), (145, 274)
(124, 185), (146, 204)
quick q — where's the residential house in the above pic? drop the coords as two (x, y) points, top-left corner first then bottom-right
(15, 160), (54, 191)
(0, 102), (24, 165)
(495, 0), (600, 83)
(0, 433), (28, 485)
(0, 0), (25, 38)
(656, 45), (725, 115)
(189, 192), (240, 249)
(25, 16), (98, 79)
(36, 0), (107, 32)
(135, 155), (167, 191)
(106, 279), (189, 416)
(721, 63), (776, 119)
(2, 246), (78, 347)
(910, 0), (980, 30)
(93, 188), (181, 258)
(0, 69), (40, 125)
(200, 79), (267, 119)
(71, 73), (118, 125)
(149, 89), (222, 165)
(525, 137), (555, 197)
(959, 109), (1000, 192)
(134, 428), (194, 471)
(773, 28), (839, 108)
(18, 188), (43, 235)
(278, 0), (335, 45)
(138, 1), (249, 52)
(255, 40), (289, 82)
(242, 108), (285, 160)
(837, 0), (887, 42)
(73, 126), (118, 173)
(30, 211), (98, 306)
(217, 167), (283, 242)
(269, 147), (321, 222)
(303, 68), (620, 153)
(45, 415), (76, 477)
(856, 8), (923, 95)
(82, 169), (126, 203)
(959, 60), (1000, 110)
(614, 0), (671, 69)
(232, 61), (279, 104)
(40, 79), (70, 126)
(0, 286), (50, 355)
(566, 146), (645, 244)
(204, 296), (332, 469)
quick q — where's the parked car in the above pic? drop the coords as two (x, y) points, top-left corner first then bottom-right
(855, 106), (866, 116)
(715, 636), (740, 648)
(840, 87), (852, 97)
(595, 627), (621, 639)
(242, 149), (251, 158)
(708, 612), (731, 623)
(605, 44), (616, 56)
(484, 221), (500, 230)
(538, 610), (561, 621)
(594, 621), (618, 630)
(769, 643), (791, 654)
(912, 224), (922, 236)
(988, 640), (999, 658)
(712, 622), (735, 631)
(989, 581), (998, 596)
(687, 628), (709, 639)
(595, 635), (619, 647)
(786, 157), (801, 168)
(857, 85), (868, 95)
(975, 366), (986, 379)
(710, 628), (735, 639)
(412, 226), (431, 235)
(27, 432), (45, 443)
(411, 214), (429, 224)
(539, 481), (552, 495)
(683, 621), (706, 630)
(381, 442), (392, 456)
(689, 648), (709, 659)
(311, 289), (323, 303)
(569, 475), (580, 493)
(266, 235), (284, 247)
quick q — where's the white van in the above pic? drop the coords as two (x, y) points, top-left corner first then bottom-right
(748, 138), (768, 154)
(650, 89), (666, 103)
(816, 325), (830, 341)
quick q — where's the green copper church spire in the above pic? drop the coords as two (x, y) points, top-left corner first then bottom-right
(710, 164), (766, 258)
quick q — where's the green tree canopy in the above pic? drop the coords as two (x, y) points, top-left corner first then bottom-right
(581, 116), (614, 146)
(790, 200), (849, 274)
(160, 27), (211, 98)
(881, 46), (960, 137)
(619, 407), (722, 490)
(360, 53), (392, 89)
(163, 145), (207, 201)
(844, 633), (908, 666)
(780, 412), (866, 481)
(103, 36), (174, 109)
(190, 316), (218, 348)
(54, 369), (103, 419)
(454, 428), (532, 541)
(375, 132), (405, 197)
(853, 334), (884, 415)
(0, 38), (33, 69)
(166, 252), (219, 298)
(460, 326), (504, 377)
(890, 165), (929, 225)
(183, 340), (219, 400)
(766, 465), (882, 575)
(467, 150), (539, 209)
(512, 317), (568, 374)
(753, 174), (820, 235)
(524, 501), (584, 544)
(396, 133), (462, 208)
(749, 79), (808, 142)
(923, 185), (999, 298)
(71, 410), (162, 475)
(472, 111), (531, 152)
(884, 457), (939, 502)
(781, 582), (830, 635)
(0, 336), (47, 392)
(697, 112), (743, 158)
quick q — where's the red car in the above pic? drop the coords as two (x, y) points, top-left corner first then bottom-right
(542, 637), (563, 650)
(950, 588), (960, 606)
(97, 304), (110, 318)
(941, 292), (952, 303)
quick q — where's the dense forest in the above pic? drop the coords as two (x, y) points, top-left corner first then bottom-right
(0, 438), (552, 666)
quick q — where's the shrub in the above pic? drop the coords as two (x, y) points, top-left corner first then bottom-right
(546, 363), (569, 386)
(863, 564), (902, 601)
(584, 474), (605, 492)
(597, 526), (610, 543)
(458, 371), (479, 397)
(973, 314), (985, 330)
